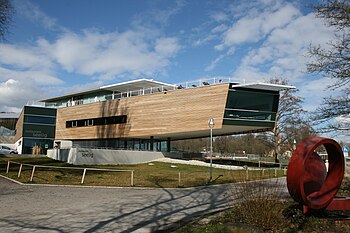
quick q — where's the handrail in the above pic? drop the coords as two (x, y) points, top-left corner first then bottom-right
(43, 77), (240, 108)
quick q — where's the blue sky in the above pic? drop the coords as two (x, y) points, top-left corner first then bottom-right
(0, 0), (337, 115)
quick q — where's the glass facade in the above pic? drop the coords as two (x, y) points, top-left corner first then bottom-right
(22, 138), (54, 154)
(72, 138), (169, 152)
(224, 87), (279, 128)
(19, 106), (57, 155)
(24, 115), (56, 125)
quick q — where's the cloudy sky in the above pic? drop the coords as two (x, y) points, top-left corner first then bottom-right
(0, 0), (337, 114)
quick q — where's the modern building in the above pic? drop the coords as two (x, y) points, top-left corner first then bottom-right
(14, 106), (56, 154)
(36, 78), (293, 155)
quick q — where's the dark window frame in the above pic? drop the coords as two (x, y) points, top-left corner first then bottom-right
(66, 115), (127, 128)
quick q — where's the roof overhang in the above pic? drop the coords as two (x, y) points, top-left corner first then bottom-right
(100, 79), (175, 92)
(231, 83), (295, 92)
(39, 79), (175, 102)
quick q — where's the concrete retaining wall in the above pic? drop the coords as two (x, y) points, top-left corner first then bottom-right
(47, 148), (165, 165)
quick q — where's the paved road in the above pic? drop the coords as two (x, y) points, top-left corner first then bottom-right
(0, 176), (289, 232)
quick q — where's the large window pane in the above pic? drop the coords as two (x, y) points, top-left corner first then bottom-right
(25, 115), (56, 125)
(226, 89), (279, 112)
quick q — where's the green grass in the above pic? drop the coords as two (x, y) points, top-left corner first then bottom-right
(0, 156), (285, 188)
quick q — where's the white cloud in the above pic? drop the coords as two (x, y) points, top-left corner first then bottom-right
(234, 12), (334, 83)
(222, 3), (300, 47)
(0, 44), (53, 70)
(0, 67), (63, 85)
(0, 79), (44, 112)
(155, 37), (181, 57)
(39, 30), (181, 78)
(13, 0), (65, 31)
(205, 54), (225, 71)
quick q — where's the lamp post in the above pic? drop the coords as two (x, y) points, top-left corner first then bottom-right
(208, 118), (215, 182)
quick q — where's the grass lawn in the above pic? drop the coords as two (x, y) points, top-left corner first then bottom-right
(0, 156), (285, 188)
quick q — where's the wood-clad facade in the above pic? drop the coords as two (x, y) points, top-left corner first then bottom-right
(55, 83), (230, 141)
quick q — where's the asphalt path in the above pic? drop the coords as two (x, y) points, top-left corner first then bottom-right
(0, 176), (289, 232)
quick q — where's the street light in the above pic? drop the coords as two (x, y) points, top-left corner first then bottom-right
(208, 118), (215, 182)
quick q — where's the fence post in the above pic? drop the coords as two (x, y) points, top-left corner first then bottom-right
(262, 169), (265, 177)
(131, 170), (134, 186)
(81, 168), (87, 184)
(30, 166), (36, 181)
(18, 164), (23, 178)
(275, 169), (277, 177)
(6, 161), (10, 173)
(178, 172), (181, 187)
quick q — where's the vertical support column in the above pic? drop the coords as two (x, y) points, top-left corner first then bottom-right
(150, 136), (154, 151)
(167, 138), (171, 152)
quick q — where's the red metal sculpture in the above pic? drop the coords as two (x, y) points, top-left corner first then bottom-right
(287, 136), (350, 213)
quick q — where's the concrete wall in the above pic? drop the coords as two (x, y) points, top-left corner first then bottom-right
(47, 148), (165, 165)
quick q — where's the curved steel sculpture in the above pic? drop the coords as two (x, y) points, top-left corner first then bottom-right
(287, 136), (350, 213)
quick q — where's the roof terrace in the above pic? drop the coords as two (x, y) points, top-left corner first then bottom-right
(32, 77), (294, 109)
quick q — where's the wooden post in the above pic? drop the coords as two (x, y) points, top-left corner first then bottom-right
(178, 172), (181, 187)
(18, 164), (23, 178)
(6, 161), (10, 173)
(131, 170), (134, 186)
(30, 166), (36, 181)
(81, 168), (87, 184)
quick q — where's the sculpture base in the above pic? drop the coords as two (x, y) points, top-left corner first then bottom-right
(303, 196), (350, 214)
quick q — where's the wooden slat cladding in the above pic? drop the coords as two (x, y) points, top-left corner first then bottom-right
(55, 84), (229, 140)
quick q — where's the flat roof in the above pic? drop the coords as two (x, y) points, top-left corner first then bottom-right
(39, 78), (295, 103)
(100, 79), (175, 92)
(233, 83), (295, 92)
(40, 79), (175, 102)
(0, 112), (20, 119)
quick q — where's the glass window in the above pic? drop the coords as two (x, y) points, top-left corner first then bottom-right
(25, 115), (56, 125)
(224, 110), (275, 121)
(226, 89), (279, 112)
(22, 138), (54, 155)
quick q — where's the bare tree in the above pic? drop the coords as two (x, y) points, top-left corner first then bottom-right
(307, 0), (350, 134)
(0, 0), (13, 41)
(264, 78), (309, 162)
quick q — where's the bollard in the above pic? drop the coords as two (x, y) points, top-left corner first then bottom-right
(30, 166), (36, 181)
(18, 164), (23, 178)
(275, 169), (277, 177)
(81, 168), (87, 184)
